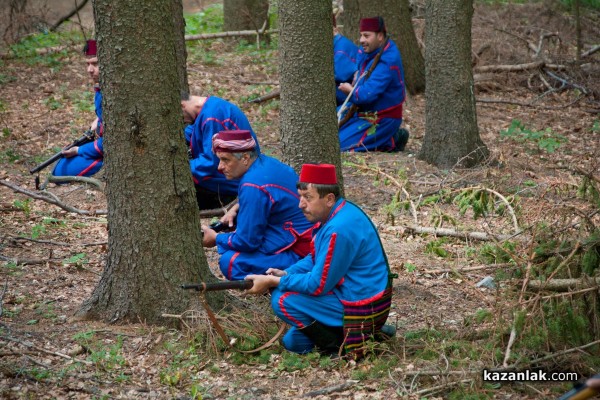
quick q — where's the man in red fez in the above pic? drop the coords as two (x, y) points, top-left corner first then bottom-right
(201, 131), (313, 281)
(52, 39), (105, 177)
(337, 16), (409, 152)
(246, 164), (395, 357)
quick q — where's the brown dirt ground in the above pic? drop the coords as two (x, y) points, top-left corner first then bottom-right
(1, 1), (600, 399)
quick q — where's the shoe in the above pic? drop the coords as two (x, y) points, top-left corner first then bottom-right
(395, 128), (409, 152)
(379, 324), (397, 338)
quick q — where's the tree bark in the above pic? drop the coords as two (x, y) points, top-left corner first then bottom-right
(418, 0), (489, 168)
(172, 0), (189, 93)
(223, 0), (269, 32)
(278, 0), (343, 186)
(338, 0), (425, 94)
(77, 0), (222, 324)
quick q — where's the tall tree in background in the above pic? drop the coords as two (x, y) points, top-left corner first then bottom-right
(278, 0), (343, 184)
(339, 0), (425, 94)
(77, 0), (220, 324)
(224, 0), (269, 31)
(418, 0), (488, 168)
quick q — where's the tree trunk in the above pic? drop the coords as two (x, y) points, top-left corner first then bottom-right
(418, 0), (489, 169)
(278, 0), (343, 186)
(223, 0), (269, 31)
(172, 0), (189, 93)
(78, 0), (223, 324)
(338, 0), (425, 94)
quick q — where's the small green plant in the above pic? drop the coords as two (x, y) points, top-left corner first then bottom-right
(405, 262), (417, 273)
(63, 253), (88, 267)
(500, 119), (567, 153)
(0, 148), (21, 163)
(13, 198), (32, 216)
(184, 4), (224, 35)
(43, 96), (63, 110)
(0, 74), (16, 85)
(425, 238), (451, 258)
(478, 242), (517, 265)
(31, 223), (46, 239)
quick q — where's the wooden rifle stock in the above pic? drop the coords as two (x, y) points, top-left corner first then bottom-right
(181, 280), (253, 292)
(557, 374), (600, 400)
(30, 130), (95, 174)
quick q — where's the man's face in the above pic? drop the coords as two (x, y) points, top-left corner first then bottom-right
(180, 100), (196, 125)
(359, 31), (385, 54)
(298, 185), (335, 224)
(217, 152), (250, 180)
(85, 56), (99, 83)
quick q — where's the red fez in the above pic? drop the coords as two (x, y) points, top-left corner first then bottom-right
(84, 39), (97, 56)
(299, 164), (337, 185)
(359, 16), (386, 33)
(212, 130), (256, 153)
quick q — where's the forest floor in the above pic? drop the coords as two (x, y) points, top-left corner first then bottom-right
(1, 1), (600, 399)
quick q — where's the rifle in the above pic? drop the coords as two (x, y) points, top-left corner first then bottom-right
(337, 38), (389, 128)
(557, 374), (600, 400)
(181, 280), (253, 292)
(30, 130), (95, 174)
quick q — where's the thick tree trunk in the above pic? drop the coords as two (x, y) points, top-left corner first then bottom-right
(338, 0), (425, 94)
(223, 0), (269, 31)
(278, 0), (343, 186)
(172, 0), (189, 93)
(418, 0), (489, 168)
(78, 0), (222, 324)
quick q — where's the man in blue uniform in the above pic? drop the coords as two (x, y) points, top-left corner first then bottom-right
(338, 17), (409, 152)
(53, 39), (104, 177)
(181, 93), (260, 210)
(201, 130), (313, 281)
(246, 164), (394, 357)
(333, 15), (358, 106)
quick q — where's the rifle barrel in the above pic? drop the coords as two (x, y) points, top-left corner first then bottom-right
(29, 131), (95, 175)
(181, 280), (253, 292)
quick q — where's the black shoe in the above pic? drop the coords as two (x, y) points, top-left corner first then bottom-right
(299, 321), (344, 356)
(395, 128), (409, 152)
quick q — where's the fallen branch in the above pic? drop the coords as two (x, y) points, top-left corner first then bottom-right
(474, 60), (565, 74)
(198, 199), (238, 218)
(0, 180), (107, 215)
(527, 276), (600, 292)
(1, 335), (93, 366)
(398, 225), (520, 242)
(421, 262), (513, 274)
(303, 381), (358, 397)
(0, 254), (63, 265)
(582, 44), (600, 58)
(185, 28), (278, 41)
(1, 235), (106, 247)
(45, 174), (104, 190)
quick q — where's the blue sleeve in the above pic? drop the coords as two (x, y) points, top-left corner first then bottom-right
(215, 184), (270, 252)
(353, 58), (393, 105)
(77, 137), (103, 158)
(279, 228), (354, 295)
(285, 254), (315, 275)
(188, 122), (220, 181)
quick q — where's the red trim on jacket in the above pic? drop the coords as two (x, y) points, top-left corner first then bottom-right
(227, 252), (240, 280)
(340, 288), (387, 306)
(78, 159), (101, 176)
(279, 292), (305, 328)
(312, 233), (337, 296)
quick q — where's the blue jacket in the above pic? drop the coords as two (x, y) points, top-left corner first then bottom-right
(279, 199), (389, 304)
(215, 155), (313, 256)
(334, 33), (358, 105)
(351, 38), (405, 119)
(186, 96), (260, 196)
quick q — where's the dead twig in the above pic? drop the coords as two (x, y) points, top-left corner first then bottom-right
(0, 180), (107, 215)
(303, 381), (358, 397)
(400, 225), (520, 242)
(46, 175), (104, 190)
(1, 335), (93, 366)
(1, 235), (106, 247)
(49, 0), (90, 32)
(0, 254), (63, 265)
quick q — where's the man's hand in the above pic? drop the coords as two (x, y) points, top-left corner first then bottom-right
(201, 225), (217, 247)
(245, 274), (280, 295)
(62, 147), (79, 158)
(338, 82), (353, 95)
(265, 268), (287, 277)
(221, 203), (239, 229)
